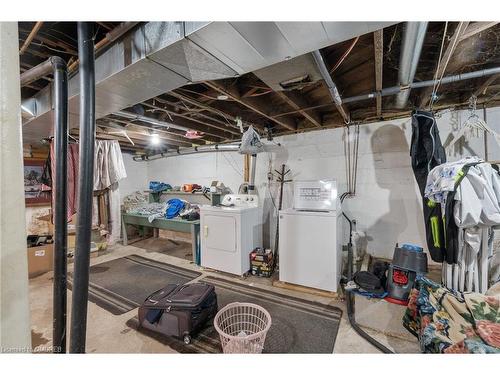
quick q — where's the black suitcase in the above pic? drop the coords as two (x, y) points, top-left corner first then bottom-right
(138, 282), (217, 344)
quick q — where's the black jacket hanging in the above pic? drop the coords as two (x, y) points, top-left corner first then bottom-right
(410, 110), (447, 262)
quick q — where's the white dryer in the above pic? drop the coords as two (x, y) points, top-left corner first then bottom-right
(200, 195), (262, 276)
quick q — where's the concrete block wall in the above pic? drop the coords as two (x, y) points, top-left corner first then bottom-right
(120, 152), (149, 200)
(123, 106), (500, 259)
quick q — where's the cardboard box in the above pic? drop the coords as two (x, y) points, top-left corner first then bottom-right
(28, 244), (54, 278)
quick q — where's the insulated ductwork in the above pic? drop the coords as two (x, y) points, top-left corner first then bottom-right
(395, 22), (428, 109)
(21, 21), (395, 144)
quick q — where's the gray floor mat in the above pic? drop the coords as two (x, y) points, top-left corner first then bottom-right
(130, 237), (193, 261)
(68, 255), (201, 315)
(128, 275), (342, 353)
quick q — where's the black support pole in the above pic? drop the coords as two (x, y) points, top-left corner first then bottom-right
(20, 56), (69, 354)
(52, 56), (69, 354)
(70, 22), (95, 353)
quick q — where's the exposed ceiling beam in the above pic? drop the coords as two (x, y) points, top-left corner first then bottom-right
(474, 74), (500, 97)
(96, 121), (196, 148)
(70, 128), (146, 151)
(274, 91), (322, 127)
(241, 87), (260, 98)
(141, 100), (236, 140)
(166, 91), (244, 132)
(204, 81), (296, 131)
(373, 29), (384, 117)
(98, 119), (200, 147)
(419, 22), (470, 108)
(97, 22), (113, 31)
(459, 22), (499, 42)
(68, 22), (139, 73)
(18, 28), (78, 55)
(154, 94), (242, 136)
(19, 22), (43, 55)
(113, 111), (226, 142)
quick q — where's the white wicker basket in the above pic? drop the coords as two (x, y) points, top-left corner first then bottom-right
(214, 302), (272, 353)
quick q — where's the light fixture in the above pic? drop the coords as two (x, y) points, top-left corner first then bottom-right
(217, 94), (229, 100)
(150, 132), (160, 145)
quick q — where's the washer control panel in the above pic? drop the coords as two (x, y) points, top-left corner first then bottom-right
(221, 194), (259, 207)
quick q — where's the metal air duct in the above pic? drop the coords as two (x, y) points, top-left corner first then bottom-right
(394, 22), (428, 109)
(21, 22), (395, 144)
(312, 49), (350, 123)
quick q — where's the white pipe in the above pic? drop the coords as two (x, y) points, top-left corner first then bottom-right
(395, 22), (428, 108)
(0, 22), (31, 350)
(248, 154), (257, 192)
(114, 110), (191, 132)
(133, 143), (241, 161)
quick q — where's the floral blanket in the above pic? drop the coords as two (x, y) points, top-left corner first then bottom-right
(403, 278), (500, 353)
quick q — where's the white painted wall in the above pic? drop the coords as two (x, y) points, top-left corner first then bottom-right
(123, 106), (500, 259)
(120, 153), (149, 199)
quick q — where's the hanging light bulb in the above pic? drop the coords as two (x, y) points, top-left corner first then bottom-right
(150, 133), (160, 145)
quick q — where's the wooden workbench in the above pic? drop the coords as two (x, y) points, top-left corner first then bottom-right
(121, 213), (201, 265)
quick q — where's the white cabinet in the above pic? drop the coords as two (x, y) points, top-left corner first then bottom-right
(278, 208), (342, 292)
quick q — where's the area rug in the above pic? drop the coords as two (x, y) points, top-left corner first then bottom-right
(127, 275), (342, 353)
(68, 255), (201, 315)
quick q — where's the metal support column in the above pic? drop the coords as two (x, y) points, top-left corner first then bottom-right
(52, 57), (68, 353)
(70, 22), (95, 353)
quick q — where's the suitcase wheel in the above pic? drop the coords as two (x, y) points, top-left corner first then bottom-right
(183, 334), (191, 345)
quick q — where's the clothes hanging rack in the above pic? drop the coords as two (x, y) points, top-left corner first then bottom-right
(446, 95), (500, 154)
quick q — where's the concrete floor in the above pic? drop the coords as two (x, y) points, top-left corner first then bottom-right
(29, 239), (421, 353)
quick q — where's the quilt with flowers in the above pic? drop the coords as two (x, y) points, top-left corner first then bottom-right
(402, 277), (500, 353)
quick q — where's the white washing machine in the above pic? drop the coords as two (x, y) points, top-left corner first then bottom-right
(200, 194), (262, 276)
(278, 180), (342, 292)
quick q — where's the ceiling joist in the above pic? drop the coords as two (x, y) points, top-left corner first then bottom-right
(275, 91), (322, 128)
(204, 80), (296, 131)
(373, 29), (384, 117)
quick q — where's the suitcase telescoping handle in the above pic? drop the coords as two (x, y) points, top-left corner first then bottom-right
(144, 284), (181, 304)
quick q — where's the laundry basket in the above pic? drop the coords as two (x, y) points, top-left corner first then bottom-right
(214, 302), (272, 353)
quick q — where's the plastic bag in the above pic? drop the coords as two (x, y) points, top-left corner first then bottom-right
(239, 125), (264, 154)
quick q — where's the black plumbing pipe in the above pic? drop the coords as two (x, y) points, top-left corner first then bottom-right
(70, 22), (95, 353)
(52, 57), (69, 354)
(340, 193), (393, 354)
(20, 56), (69, 353)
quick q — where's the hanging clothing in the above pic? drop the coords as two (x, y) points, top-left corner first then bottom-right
(410, 110), (447, 262)
(49, 141), (79, 221)
(424, 156), (482, 205)
(93, 140), (127, 244)
(425, 160), (500, 293)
